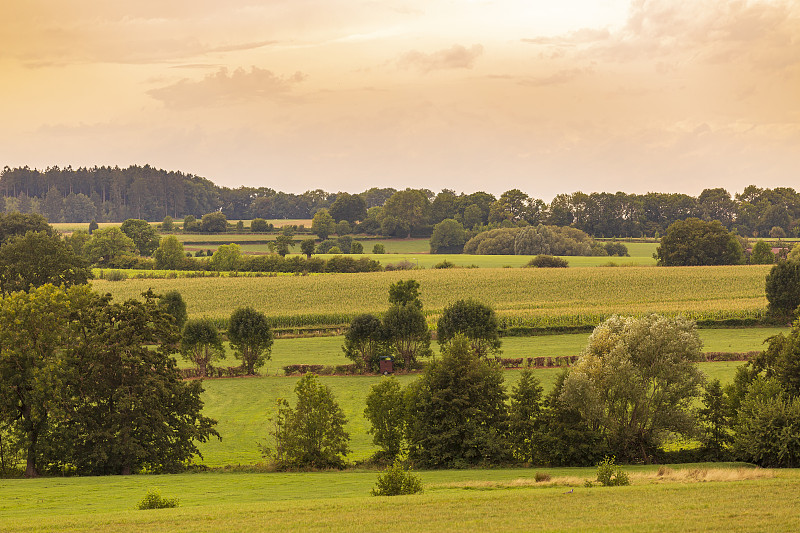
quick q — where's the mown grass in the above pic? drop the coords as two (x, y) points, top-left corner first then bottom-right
(1, 466), (798, 532)
(91, 265), (773, 329)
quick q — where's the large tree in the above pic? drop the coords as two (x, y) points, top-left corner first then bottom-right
(560, 314), (705, 462)
(342, 313), (386, 372)
(54, 290), (219, 475)
(436, 299), (501, 357)
(120, 218), (160, 256)
(153, 235), (186, 270)
(227, 307), (273, 375)
(265, 373), (350, 469)
(364, 377), (406, 460)
(429, 219), (467, 254)
(0, 284), (84, 476)
(181, 318), (225, 377)
(329, 193), (367, 223)
(405, 336), (509, 468)
(383, 189), (430, 237)
(656, 217), (744, 266)
(83, 227), (136, 266)
(0, 231), (91, 296)
(765, 259), (800, 318)
(0, 212), (53, 244)
(311, 209), (336, 240)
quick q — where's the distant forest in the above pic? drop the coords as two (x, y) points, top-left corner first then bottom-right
(1, 165), (798, 238)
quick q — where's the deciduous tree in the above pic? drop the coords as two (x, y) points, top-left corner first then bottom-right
(180, 318), (225, 377)
(436, 299), (501, 357)
(228, 307), (273, 375)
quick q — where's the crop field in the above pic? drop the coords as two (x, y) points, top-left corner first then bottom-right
(91, 264), (773, 329)
(2, 465), (799, 532)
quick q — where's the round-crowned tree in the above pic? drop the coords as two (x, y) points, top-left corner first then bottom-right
(765, 260), (800, 318)
(656, 218), (744, 266)
(437, 299), (501, 357)
(429, 219), (467, 254)
(158, 290), (188, 329)
(227, 307), (273, 375)
(343, 313), (386, 372)
(180, 318), (225, 377)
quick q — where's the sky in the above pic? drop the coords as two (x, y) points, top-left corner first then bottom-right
(1, 0), (798, 200)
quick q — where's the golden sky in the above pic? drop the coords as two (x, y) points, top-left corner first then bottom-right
(1, 0), (798, 198)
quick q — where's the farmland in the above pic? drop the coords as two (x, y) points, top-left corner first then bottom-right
(91, 264), (772, 329)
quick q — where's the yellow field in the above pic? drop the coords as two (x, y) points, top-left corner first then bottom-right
(91, 265), (771, 328)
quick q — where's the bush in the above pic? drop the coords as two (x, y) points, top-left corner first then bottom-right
(595, 456), (630, 486)
(433, 259), (455, 269)
(525, 255), (568, 268)
(384, 259), (416, 271)
(104, 270), (128, 281)
(372, 243), (386, 254)
(371, 458), (423, 496)
(137, 489), (179, 510)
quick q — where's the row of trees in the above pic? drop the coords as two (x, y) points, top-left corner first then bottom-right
(268, 311), (800, 470)
(3, 166), (800, 238)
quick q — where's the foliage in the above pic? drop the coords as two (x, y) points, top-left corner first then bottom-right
(84, 227), (136, 266)
(406, 336), (509, 468)
(388, 279), (421, 308)
(250, 218), (271, 233)
(312, 209), (335, 240)
(383, 303), (431, 370)
(733, 377), (800, 467)
(137, 489), (179, 510)
(656, 218), (744, 266)
(513, 225), (592, 256)
(595, 456), (630, 486)
(371, 457), (423, 496)
(210, 243), (242, 271)
(181, 317), (225, 377)
(300, 238), (315, 258)
(227, 307), (273, 374)
(430, 219), (467, 254)
(383, 189), (430, 237)
(372, 243), (385, 254)
(560, 314), (705, 462)
(161, 216), (174, 232)
(200, 212), (227, 233)
(603, 242), (629, 257)
(120, 219), (160, 256)
(51, 290), (219, 475)
(342, 313), (386, 372)
(264, 373), (350, 470)
(0, 212), (53, 244)
(272, 234), (295, 257)
(159, 290), (188, 329)
(329, 193), (367, 224)
(765, 260), (800, 318)
(154, 235), (186, 269)
(696, 379), (732, 460)
(750, 240), (774, 264)
(183, 215), (199, 232)
(436, 299), (501, 357)
(507, 370), (545, 463)
(0, 230), (91, 296)
(350, 241), (363, 254)
(364, 378), (406, 460)
(525, 255), (569, 268)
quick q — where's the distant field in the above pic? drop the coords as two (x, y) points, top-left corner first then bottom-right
(92, 265), (772, 329)
(3, 465), (799, 532)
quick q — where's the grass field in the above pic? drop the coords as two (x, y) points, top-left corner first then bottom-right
(2, 466), (798, 532)
(91, 264), (773, 328)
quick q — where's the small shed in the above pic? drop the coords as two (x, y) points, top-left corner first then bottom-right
(379, 355), (394, 375)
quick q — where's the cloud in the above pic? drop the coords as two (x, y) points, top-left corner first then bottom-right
(147, 67), (307, 109)
(522, 27), (611, 46)
(398, 44), (484, 73)
(519, 67), (593, 87)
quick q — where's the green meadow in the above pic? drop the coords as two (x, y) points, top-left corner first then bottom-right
(2, 466), (798, 532)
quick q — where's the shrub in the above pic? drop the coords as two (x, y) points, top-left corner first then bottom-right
(534, 471), (551, 482)
(433, 259), (455, 269)
(104, 270), (128, 281)
(526, 255), (568, 268)
(596, 456), (630, 486)
(384, 259), (415, 271)
(371, 458), (423, 496)
(137, 489), (179, 510)
(372, 243), (386, 254)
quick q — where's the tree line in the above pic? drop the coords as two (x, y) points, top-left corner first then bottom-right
(265, 280), (800, 471)
(2, 166), (799, 238)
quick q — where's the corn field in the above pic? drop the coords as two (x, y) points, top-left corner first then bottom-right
(90, 265), (772, 330)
